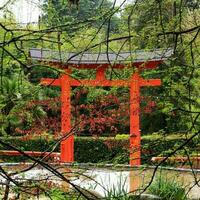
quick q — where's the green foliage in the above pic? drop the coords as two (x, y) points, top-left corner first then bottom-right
(48, 188), (78, 200)
(0, 75), (45, 136)
(42, 0), (120, 32)
(148, 175), (187, 200)
(75, 137), (112, 163)
(0, 134), (199, 165)
(104, 176), (133, 200)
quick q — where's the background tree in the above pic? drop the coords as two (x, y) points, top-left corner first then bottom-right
(42, 0), (120, 33)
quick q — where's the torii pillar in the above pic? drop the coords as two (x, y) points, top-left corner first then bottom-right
(60, 70), (74, 162)
(130, 72), (161, 166)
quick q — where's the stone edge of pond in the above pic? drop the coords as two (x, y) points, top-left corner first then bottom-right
(1, 162), (200, 173)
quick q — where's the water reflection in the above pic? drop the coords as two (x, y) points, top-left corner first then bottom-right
(1, 164), (200, 199)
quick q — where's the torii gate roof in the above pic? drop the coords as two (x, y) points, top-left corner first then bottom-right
(29, 48), (173, 69)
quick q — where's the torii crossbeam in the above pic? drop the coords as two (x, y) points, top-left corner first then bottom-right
(30, 48), (172, 166)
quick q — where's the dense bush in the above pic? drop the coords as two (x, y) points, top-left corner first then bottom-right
(0, 134), (199, 164)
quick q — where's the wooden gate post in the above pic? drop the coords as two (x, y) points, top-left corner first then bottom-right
(130, 72), (141, 166)
(60, 71), (74, 162)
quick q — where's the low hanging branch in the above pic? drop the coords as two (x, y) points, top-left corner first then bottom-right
(158, 25), (200, 36)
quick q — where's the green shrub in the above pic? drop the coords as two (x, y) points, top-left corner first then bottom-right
(0, 136), (129, 163)
(0, 134), (199, 165)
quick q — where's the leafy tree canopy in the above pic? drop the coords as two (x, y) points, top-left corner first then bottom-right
(42, 0), (120, 33)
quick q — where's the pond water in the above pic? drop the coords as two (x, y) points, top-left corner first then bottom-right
(0, 164), (200, 199)
(71, 167), (200, 199)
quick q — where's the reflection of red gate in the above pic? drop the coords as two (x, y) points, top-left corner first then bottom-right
(30, 48), (172, 166)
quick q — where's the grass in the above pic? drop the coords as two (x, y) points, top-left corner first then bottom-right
(148, 175), (188, 200)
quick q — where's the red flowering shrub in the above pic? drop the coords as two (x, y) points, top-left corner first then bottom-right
(14, 97), (61, 138)
(72, 89), (129, 136)
(14, 88), (157, 138)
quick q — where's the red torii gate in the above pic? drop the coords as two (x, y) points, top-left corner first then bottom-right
(30, 48), (172, 166)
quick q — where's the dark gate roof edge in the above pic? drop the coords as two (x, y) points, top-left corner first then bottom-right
(29, 48), (173, 64)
